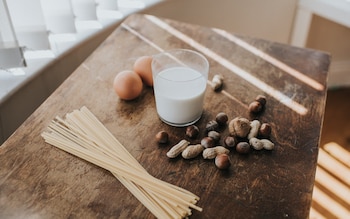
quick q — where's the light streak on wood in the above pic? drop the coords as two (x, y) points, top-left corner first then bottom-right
(212, 28), (324, 91)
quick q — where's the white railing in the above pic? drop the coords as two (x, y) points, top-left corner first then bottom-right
(0, 0), (162, 101)
(291, 0), (350, 47)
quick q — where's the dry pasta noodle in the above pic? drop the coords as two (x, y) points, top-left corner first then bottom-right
(41, 106), (202, 219)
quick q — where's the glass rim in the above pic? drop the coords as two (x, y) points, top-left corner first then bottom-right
(152, 48), (209, 83)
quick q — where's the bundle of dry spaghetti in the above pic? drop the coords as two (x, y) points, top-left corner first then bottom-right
(41, 106), (202, 219)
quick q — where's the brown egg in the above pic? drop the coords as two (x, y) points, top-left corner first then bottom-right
(133, 56), (153, 86)
(113, 70), (143, 100)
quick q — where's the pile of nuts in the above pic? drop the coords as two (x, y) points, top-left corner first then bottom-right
(155, 95), (275, 170)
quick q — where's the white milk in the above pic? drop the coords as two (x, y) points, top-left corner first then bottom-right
(154, 66), (207, 126)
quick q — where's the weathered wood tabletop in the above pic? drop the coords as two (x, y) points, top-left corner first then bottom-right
(0, 14), (330, 218)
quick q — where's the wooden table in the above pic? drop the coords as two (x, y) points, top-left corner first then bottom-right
(0, 14), (330, 218)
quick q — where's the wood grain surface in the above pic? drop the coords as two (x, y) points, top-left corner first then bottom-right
(0, 14), (330, 219)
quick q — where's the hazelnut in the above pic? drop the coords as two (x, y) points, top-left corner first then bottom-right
(186, 125), (199, 138)
(236, 142), (250, 154)
(215, 112), (228, 126)
(248, 100), (263, 114)
(206, 120), (219, 132)
(208, 131), (221, 142)
(224, 136), (236, 148)
(201, 137), (215, 148)
(255, 95), (267, 106)
(259, 123), (271, 138)
(211, 74), (224, 91)
(155, 131), (169, 144)
(215, 154), (231, 170)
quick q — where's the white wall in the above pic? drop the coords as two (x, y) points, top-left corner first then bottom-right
(144, 0), (298, 44)
(306, 15), (350, 88)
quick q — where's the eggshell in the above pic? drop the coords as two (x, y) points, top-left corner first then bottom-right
(113, 70), (143, 100)
(133, 56), (153, 86)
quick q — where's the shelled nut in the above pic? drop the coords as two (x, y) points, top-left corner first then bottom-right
(211, 74), (224, 91)
(261, 139), (274, 150)
(259, 123), (271, 138)
(236, 142), (250, 154)
(215, 112), (228, 126)
(201, 137), (215, 148)
(155, 131), (169, 144)
(181, 144), (204, 159)
(215, 154), (231, 170)
(208, 131), (221, 142)
(206, 120), (219, 132)
(247, 120), (261, 140)
(228, 117), (251, 138)
(255, 95), (267, 106)
(223, 136), (236, 148)
(186, 125), (200, 138)
(249, 137), (264, 150)
(203, 146), (230, 159)
(248, 101), (263, 114)
(166, 139), (190, 158)
(249, 137), (274, 150)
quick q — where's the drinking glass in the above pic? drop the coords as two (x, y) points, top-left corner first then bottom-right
(152, 49), (209, 127)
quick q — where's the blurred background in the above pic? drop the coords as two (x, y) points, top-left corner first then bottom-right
(1, 0), (349, 218)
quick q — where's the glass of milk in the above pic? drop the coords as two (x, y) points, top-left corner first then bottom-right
(152, 49), (209, 127)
